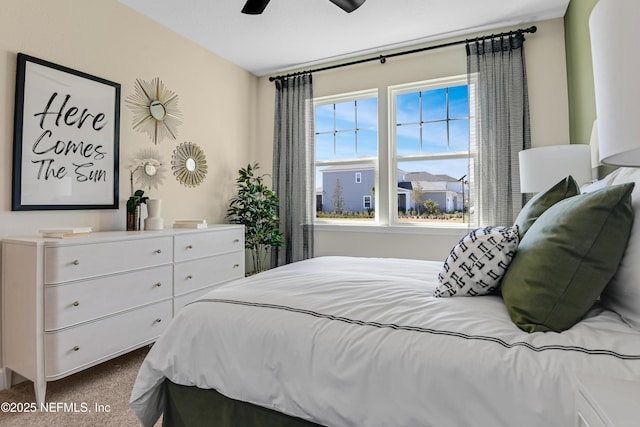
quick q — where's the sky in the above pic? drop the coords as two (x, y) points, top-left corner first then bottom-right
(314, 85), (470, 184)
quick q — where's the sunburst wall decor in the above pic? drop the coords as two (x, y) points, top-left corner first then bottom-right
(171, 142), (208, 188)
(129, 148), (166, 192)
(125, 77), (182, 144)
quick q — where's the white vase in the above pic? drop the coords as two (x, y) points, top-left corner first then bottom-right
(144, 199), (164, 230)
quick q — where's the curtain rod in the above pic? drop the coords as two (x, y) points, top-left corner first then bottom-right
(269, 25), (537, 82)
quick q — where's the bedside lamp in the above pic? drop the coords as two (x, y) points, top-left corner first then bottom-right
(519, 145), (592, 193)
(590, 0), (640, 167)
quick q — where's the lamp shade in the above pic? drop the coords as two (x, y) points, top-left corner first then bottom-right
(590, 0), (640, 166)
(519, 145), (592, 193)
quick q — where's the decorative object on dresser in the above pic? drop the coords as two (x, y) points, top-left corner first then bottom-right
(0, 225), (244, 405)
(39, 227), (93, 239)
(125, 77), (182, 144)
(226, 163), (284, 274)
(12, 53), (120, 211)
(144, 199), (164, 230)
(125, 189), (148, 231)
(171, 142), (208, 187)
(173, 219), (207, 229)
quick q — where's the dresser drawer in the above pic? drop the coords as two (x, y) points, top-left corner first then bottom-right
(174, 228), (243, 262)
(44, 300), (171, 379)
(44, 265), (173, 331)
(44, 236), (173, 284)
(174, 251), (243, 296)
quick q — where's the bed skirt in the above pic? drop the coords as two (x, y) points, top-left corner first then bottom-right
(163, 380), (323, 427)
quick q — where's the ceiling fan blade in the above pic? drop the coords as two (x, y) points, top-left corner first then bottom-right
(242, 0), (271, 14)
(328, 0), (366, 13)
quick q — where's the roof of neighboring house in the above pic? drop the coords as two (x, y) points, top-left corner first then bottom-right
(400, 181), (461, 194)
(403, 171), (459, 182)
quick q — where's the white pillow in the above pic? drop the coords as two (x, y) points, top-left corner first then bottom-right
(434, 226), (519, 297)
(598, 167), (640, 330)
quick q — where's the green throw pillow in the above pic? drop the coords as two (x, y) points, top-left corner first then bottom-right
(501, 182), (635, 333)
(514, 175), (580, 240)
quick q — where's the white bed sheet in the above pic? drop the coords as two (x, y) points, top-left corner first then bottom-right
(130, 256), (640, 427)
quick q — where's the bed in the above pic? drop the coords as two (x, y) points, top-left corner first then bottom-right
(130, 168), (640, 427)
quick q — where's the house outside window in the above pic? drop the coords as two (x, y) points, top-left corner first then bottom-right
(355, 172), (362, 183)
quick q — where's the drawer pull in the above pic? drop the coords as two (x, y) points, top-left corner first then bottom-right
(233, 264), (240, 268)
(186, 245), (193, 249)
(154, 282), (162, 287)
(72, 301), (80, 307)
(72, 260), (80, 266)
(154, 249), (162, 254)
(233, 239), (240, 244)
(73, 346), (80, 352)
(186, 275), (193, 280)
(155, 318), (162, 323)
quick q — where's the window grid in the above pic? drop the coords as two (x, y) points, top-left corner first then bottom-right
(315, 100), (376, 159)
(395, 88), (469, 154)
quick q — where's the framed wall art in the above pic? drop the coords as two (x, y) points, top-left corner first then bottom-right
(12, 53), (120, 210)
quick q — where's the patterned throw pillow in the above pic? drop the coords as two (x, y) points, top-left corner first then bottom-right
(434, 226), (519, 297)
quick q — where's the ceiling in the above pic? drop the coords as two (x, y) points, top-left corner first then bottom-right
(119, 0), (570, 77)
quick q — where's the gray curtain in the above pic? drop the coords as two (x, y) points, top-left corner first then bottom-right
(272, 74), (315, 267)
(467, 33), (531, 226)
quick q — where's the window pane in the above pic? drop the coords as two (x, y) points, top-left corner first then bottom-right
(448, 85), (469, 119)
(396, 124), (421, 156)
(449, 119), (469, 152)
(315, 104), (334, 133)
(357, 98), (378, 129)
(316, 164), (375, 222)
(397, 159), (469, 224)
(335, 131), (356, 159)
(422, 122), (448, 153)
(357, 129), (377, 157)
(396, 92), (420, 124)
(335, 101), (355, 131)
(422, 88), (447, 121)
(315, 133), (334, 161)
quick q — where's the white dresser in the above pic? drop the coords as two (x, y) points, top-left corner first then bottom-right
(1, 225), (244, 404)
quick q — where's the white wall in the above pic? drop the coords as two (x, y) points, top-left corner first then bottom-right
(255, 18), (570, 262)
(0, 0), (256, 384)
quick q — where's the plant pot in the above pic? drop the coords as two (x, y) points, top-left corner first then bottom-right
(126, 206), (140, 231)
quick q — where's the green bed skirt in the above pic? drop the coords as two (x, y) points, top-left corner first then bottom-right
(163, 380), (323, 427)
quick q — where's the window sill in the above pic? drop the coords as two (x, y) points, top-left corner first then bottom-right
(313, 222), (470, 236)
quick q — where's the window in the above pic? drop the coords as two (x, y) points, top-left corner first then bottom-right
(390, 76), (472, 226)
(363, 195), (372, 209)
(314, 90), (378, 222)
(312, 77), (473, 228)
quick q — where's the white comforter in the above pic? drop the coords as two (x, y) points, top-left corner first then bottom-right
(130, 256), (640, 427)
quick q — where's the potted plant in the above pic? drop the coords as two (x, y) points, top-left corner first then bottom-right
(126, 189), (148, 231)
(226, 163), (284, 274)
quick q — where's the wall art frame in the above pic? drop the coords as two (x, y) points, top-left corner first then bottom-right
(12, 53), (120, 211)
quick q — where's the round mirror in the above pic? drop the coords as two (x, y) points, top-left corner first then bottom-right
(144, 162), (157, 176)
(149, 100), (166, 121)
(171, 142), (208, 188)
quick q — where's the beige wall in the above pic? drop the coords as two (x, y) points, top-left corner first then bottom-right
(0, 0), (255, 380)
(0, 0), (256, 238)
(255, 18), (570, 262)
